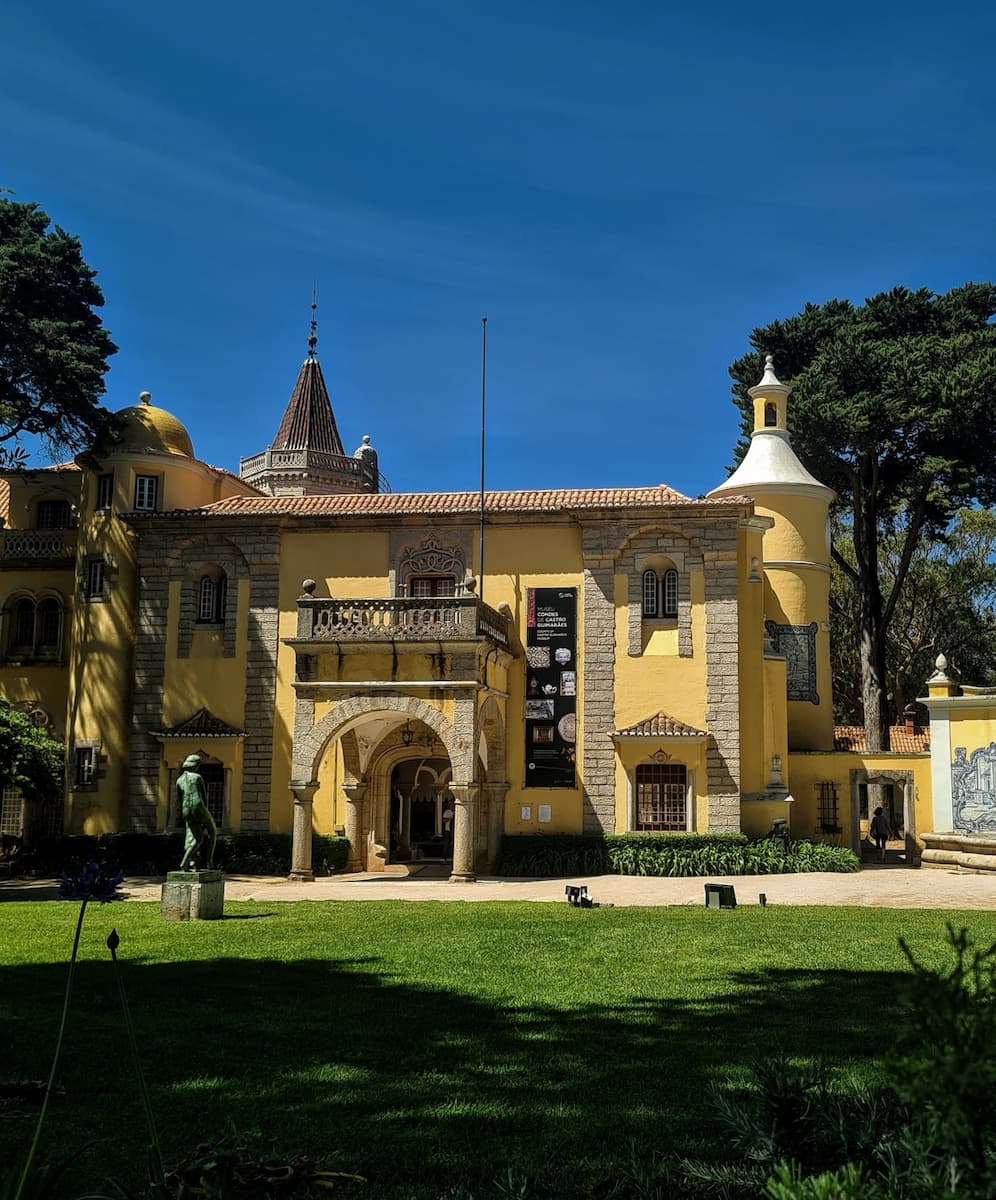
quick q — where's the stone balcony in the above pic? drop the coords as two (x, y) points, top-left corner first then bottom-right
(238, 448), (389, 493)
(287, 596), (512, 654)
(0, 529), (77, 565)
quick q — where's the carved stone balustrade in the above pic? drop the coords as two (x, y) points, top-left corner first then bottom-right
(238, 448), (390, 493)
(1, 530), (77, 564)
(288, 596), (511, 652)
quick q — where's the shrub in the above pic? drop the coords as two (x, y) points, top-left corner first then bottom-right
(495, 833), (857, 878)
(23, 833), (349, 878)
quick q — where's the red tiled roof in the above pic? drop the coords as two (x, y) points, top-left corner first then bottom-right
(157, 708), (244, 738)
(833, 725), (930, 753)
(613, 710), (709, 738)
(272, 356), (345, 457)
(198, 483), (748, 518)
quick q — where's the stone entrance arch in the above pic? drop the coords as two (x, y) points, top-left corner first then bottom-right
(289, 692), (480, 882)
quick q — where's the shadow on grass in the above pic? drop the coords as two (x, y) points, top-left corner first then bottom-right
(0, 951), (909, 1199)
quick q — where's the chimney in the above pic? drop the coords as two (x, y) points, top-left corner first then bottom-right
(903, 704), (919, 734)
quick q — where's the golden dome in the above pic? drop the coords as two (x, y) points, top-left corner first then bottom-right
(114, 392), (194, 458)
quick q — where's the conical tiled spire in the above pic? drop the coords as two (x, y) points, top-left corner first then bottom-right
(271, 356), (345, 457)
(239, 299), (382, 497)
(271, 304), (345, 455)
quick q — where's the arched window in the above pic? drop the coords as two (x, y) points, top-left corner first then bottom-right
(764, 402), (777, 427)
(6, 595), (63, 660)
(196, 570), (227, 624)
(36, 598), (63, 657)
(641, 568), (679, 619)
(635, 762), (688, 831)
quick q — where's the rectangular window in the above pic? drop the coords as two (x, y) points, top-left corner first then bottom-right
(409, 575), (456, 598)
(134, 475), (158, 511)
(74, 747), (96, 789)
(0, 788), (23, 837)
(816, 781), (841, 833)
(635, 763), (688, 831)
(37, 500), (72, 530)
(84, 558), (105, 599)
(96, 474), (114, 509)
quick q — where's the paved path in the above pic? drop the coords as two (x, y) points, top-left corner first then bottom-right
(2, 866), (995, 909)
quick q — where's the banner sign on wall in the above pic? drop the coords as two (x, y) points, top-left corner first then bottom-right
(524, 587), (577, 788)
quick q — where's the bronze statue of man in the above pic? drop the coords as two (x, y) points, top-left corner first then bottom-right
(177, 754), (217, 870)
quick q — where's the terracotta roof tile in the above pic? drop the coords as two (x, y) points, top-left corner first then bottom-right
(197, 483), (747, 519)
(833, 725), (930, 753)
(613, 710), (709, 737)
(157, 708), (244, 738)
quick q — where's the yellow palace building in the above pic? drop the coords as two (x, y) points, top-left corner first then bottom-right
(1, 334), (992, 878)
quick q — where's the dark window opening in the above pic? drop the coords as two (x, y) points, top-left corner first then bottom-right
(408, 575), (456, 598)
(635, 763), (688, 831)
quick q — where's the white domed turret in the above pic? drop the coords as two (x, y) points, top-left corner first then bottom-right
(709, 356), (835, 751)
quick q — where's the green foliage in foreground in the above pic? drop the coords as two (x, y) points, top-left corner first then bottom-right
(23, 832), (349, 877)
(496, 833), (859, 877)
(1, 902), (993, 1198)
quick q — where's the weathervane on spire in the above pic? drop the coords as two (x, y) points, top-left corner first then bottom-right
(307, 285), (318, 358)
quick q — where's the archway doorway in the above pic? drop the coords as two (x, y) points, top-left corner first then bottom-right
(389, 757), (453, 864)
(850, 769), (918, 866)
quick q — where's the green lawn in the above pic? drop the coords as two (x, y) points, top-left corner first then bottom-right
(2, 900), (995, 1197)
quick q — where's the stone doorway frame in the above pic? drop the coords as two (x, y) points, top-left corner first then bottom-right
(849, 768), (919, 865)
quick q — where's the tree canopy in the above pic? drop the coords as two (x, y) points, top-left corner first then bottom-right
(0, 699), (63, 808)
(0, 195), (118, 467)
(729, 284), (996, 749)
(830, 509), (996, 725)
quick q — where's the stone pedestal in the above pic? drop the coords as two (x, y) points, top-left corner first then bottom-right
(160, 870), (225, 920)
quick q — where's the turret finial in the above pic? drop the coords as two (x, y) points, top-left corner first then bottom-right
(758, 354), (781, 387)
(307, 285), (318, 358)
(139, 391), (152, 405)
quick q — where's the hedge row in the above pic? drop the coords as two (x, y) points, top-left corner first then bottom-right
(495, 833), (859, 877)
(23, 832), (350, 878)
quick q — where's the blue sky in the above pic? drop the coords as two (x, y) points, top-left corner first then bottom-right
(3, 1), (995, 497)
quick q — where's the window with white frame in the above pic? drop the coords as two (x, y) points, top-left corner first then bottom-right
(134, 475), (159, 511)
(84, 557), (106, 600)
(96, 474), (114, 510)
(196, 572), (228, 623)
(73, 746), (96, 790)
(641, 567), (678, 619)
(408, 575), (457, 598)
(634, 762), (689, 831)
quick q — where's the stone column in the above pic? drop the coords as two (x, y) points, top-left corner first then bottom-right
(341, 782), (367, 872)
(449, 783), (478, 883)
(289, 781), (318, 881)
(485, 782), (509, 870)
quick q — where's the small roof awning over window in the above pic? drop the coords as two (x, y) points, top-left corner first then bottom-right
(153, 708), (244, 740)
(611, 710), (709, 740)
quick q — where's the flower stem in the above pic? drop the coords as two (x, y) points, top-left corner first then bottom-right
(108, 935), (166, 1189)
(14, 897), (88, 1200)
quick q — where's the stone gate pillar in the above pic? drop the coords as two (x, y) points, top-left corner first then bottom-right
(449, 783), (478, 883)
(485, 782), (509, 870)
(289, 781), (318, 882)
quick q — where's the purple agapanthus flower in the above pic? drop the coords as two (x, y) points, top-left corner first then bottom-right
(58, 859), (125, 902)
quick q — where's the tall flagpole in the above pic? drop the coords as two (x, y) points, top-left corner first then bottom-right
(479, 316), (488, 603)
